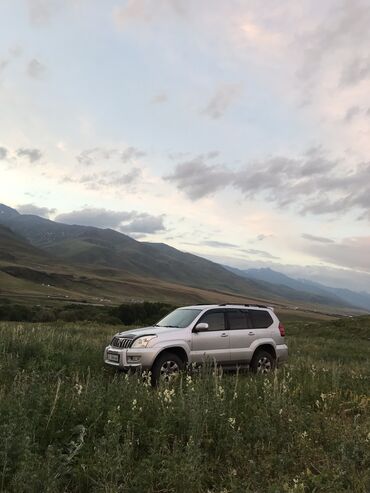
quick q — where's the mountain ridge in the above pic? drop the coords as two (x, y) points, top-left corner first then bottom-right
(0, 203), (366, 312)
(228, 266), (370, 311)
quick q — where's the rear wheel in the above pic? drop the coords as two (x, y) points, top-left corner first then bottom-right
(151, 352), (185, 386)
(250, 349), (276, 374)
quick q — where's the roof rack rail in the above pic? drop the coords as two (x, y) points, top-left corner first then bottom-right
(193, 303), (212, 305)
(218, 303), (268, 308)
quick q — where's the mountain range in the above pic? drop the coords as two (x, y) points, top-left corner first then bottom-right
(0, 203), (368, 313)
(227, 266), (370, 312)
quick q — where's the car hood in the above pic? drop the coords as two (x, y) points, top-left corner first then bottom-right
(115, 326), (183, 339)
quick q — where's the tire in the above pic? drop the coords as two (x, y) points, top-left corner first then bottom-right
(151, 352), (185, 386)
(250, 349), (276, 374)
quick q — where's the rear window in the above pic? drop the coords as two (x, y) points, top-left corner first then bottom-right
(249, 309), (273, 329)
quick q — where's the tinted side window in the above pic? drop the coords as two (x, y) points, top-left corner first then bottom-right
(249, 310), (273, 329)
(199, 311), (225, 331)
(227, 310), (248, 330)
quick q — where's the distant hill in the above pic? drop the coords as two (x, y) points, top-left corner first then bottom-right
(0, 204), (272, 301)
(227, 266), (370, 311)
(0, 224), (51, 264)
(0, 203), (366, 313)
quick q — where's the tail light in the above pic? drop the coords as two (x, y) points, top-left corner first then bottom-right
(278, 322), (285, 337)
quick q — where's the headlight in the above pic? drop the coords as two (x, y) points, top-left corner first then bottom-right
(132, 335), (157, 348)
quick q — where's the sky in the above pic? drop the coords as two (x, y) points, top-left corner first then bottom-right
(0, 0), (370, 292)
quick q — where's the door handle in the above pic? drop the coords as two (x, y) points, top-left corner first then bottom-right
(248, 331), (255, 336)
(220, 333), (228, 337)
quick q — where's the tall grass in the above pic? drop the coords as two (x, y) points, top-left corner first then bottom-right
(0, 319), (369, 492)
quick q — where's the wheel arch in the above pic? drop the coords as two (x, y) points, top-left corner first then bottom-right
(252, 343), (276, 361)
(152, 346), (189, 367)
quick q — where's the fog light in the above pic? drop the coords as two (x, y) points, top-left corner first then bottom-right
(128, 355), (141, 362)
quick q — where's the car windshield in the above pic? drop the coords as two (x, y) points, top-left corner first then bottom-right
(155, 308), (202, 328)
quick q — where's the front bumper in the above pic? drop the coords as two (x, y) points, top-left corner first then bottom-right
(104, 345), (157, 371)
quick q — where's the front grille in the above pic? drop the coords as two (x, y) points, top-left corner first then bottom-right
(111, 336), (134, 349)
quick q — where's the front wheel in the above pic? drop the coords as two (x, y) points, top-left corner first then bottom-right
(250, 350), (276, 374)
(151, 352), (185, 386)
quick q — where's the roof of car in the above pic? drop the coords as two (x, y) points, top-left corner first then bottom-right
(181, 303), (274, 311)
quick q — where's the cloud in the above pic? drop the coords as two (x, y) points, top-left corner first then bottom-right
(55, 207), (166, 234)
(27, 0), (60, 26)
(27, 58), (46, 78)
(16, 148), (43, 162)
(62, 168), (142, 191)
(304, 236), (370, 273)
(17, 203), (56, 218)
(119, 214), (166, 234)
(164, 157), (232, 199)
(151, 92), (168, 104)
(344, 105), (361, 122)
(0, 147), (8, 160)
(341, 56), (370, 87)
(302, 233), (334, 244)
(201, 240), (239, 249)
(166, 147), (370, 220)
(76, 146), (145, 166)
(113, 0), (187, 29)
(256, 234), (273, 242)
(245, 249), (280, 260)
(121, 146), (146, 163)
(55, 208), (136, 228)
(201, 83), (243, 119)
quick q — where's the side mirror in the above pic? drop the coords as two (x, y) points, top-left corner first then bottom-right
(193, 322), (209, 333)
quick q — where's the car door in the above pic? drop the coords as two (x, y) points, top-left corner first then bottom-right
(191, 309), (230, 364)
(226, 309), (254, 363)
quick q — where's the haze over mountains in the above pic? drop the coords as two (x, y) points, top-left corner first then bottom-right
(227, 266), (370, 312)
(0, 203), (368, 312)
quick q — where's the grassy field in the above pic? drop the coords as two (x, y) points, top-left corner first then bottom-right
(0, 317), (369, 492)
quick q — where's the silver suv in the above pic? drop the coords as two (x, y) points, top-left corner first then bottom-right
(104, 304), (288, 385)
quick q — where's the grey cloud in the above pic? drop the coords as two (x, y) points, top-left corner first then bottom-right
(113, 0), (187, 29)
(76, 146), (145, 166)
(0, 59), (9, 75)
(55, 207), (165, 234)
(119, 214), (166, 234)
(201, 83), (243, 119)
(304, 236), (370, 273)
(16, 147), (42, 162)
(27, 58), (46, 78)
(17, 203), (56, 218)
(201, 240), (239, 249)
(151, 92), (168, 104)
(302, 233), (334, 244)
(62, 168), (142, 190)
(0, 147), (8, 160)
(55, 208), (136, 228)
(121, 146), (146, 163)
(0, 46), (22, 77)
(164, 158), (232, 199)
(245, 249), (280, 260)
(207, 151), (220, 159)
(256, 234), (273, 242)
(114, 167), (141, 185)
(165, 149), (370, 220)
(297, 0), (370, 103)
(341, 56), (370, 87)
(344, 105), (361, 122)
(27, 0), (60, 26)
